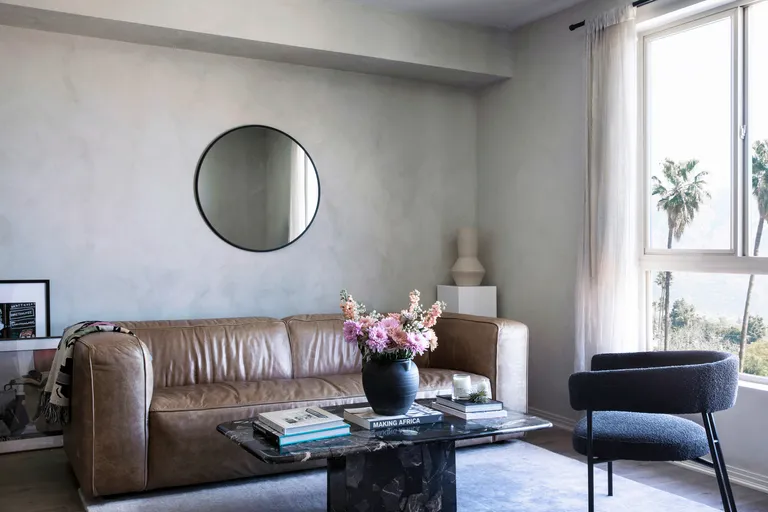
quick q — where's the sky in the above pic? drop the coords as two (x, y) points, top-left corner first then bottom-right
(646, 2), (768, 323)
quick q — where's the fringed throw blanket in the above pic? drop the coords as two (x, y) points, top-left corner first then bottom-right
(41, 321), (137, 425)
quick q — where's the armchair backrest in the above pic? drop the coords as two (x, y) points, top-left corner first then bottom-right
(569, 351), (739, 414)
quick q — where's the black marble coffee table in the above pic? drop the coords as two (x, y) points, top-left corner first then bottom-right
(217, 400), (552, 512)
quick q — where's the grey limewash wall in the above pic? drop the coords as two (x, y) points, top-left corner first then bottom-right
(0, 26), (477, 333)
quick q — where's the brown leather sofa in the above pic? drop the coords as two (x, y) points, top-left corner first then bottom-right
(62, 313), (528, 497)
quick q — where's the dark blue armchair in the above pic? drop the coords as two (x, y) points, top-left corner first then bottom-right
(569, 351), (740, 512)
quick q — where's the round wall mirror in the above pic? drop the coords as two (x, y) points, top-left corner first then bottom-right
(195, 126), (320, 252)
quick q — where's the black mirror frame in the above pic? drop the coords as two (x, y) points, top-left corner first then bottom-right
(193, 125), (321, 253)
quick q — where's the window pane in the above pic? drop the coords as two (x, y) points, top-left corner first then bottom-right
(647, 17), (733, 250)
(650, 271), (768, 377)
(748, 2), (768, 256)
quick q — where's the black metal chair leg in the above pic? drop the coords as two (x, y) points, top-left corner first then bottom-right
(607, 461), (613, 497)
(706, 413), (738, 512)
(702, 413), (733, 512)
(587, 411), (594, 512)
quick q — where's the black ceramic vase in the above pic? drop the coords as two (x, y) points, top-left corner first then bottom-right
(362, 359), (419, 416)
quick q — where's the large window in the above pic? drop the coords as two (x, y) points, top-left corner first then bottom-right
(642, 1), (768, 380)
(649, 272), (768, 376)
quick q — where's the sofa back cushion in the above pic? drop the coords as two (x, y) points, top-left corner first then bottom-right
(283, 314), (362, 378)
(117, 318), (293, 387)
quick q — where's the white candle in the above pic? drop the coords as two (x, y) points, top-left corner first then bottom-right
(452, 374), (472, 400)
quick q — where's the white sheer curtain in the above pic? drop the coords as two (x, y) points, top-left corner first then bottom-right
(575, 5), (641, 372)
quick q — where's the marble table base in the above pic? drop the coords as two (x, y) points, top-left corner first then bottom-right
(327, 440), (457, 512)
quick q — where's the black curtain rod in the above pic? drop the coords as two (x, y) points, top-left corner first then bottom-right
(569, 0), (657, 31)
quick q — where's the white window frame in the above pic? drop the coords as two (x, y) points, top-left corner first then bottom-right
(638, 0), (768, 384)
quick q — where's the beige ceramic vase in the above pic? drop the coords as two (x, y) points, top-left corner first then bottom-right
(451, 227), (485, 286)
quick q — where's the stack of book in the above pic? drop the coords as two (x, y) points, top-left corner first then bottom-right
(344, 403), (443, 430)
(431, 395), (507, 420)
(253, 406), (350, 448)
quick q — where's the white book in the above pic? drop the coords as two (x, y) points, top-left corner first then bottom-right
(431, 402), (508, 421)
(435, 395), (503, 413)
(257, 407), (345, 435)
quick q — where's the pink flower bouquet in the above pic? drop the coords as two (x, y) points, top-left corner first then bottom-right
(340, 289), (446, 362)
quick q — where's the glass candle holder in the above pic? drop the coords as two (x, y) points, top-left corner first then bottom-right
(452, 374), (472, 400)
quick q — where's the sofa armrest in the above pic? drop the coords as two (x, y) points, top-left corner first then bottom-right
(63, 331), (153, 497)
(431, 313), (528, 413)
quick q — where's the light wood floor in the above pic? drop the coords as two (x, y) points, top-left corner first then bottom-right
(0, 428), (766, 511)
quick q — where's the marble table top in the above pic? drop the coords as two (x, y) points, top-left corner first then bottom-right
(217, 400), (552, 464)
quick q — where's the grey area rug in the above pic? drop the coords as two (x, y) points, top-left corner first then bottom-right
(82, 441), (718, 512)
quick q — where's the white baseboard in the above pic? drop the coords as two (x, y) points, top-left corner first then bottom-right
(528, 407), (768, 496)
(672, 460), (768, 495)
(528, 407), (578, 430)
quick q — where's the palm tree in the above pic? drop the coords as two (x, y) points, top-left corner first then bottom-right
(739, 140), (768, 371)
(652, 158), (710, 350)
(654, 271), (670, 338)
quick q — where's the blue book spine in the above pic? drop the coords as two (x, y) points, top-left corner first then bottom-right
(253, 421), (350, 447)
(279, 430), (351, 447)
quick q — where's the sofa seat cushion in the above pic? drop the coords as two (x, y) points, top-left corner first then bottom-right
(145, 369), (490, 490)
(150, 369), (489, 412)
(151, 375), (362, 413)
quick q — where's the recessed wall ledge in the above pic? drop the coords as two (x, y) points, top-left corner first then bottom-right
(0, 0), (515, 88)
(739, 378), (768, 392)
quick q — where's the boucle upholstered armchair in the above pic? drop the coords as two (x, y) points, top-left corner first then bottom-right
(569, 351), (740, 512)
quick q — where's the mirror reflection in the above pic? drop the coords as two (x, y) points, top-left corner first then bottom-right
(195, 126), (320, 252)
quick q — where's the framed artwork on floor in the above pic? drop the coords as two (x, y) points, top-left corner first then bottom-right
(0, 280), (50, 340)
(0, 280), (58, 453)
(0, 337), (62, 453)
